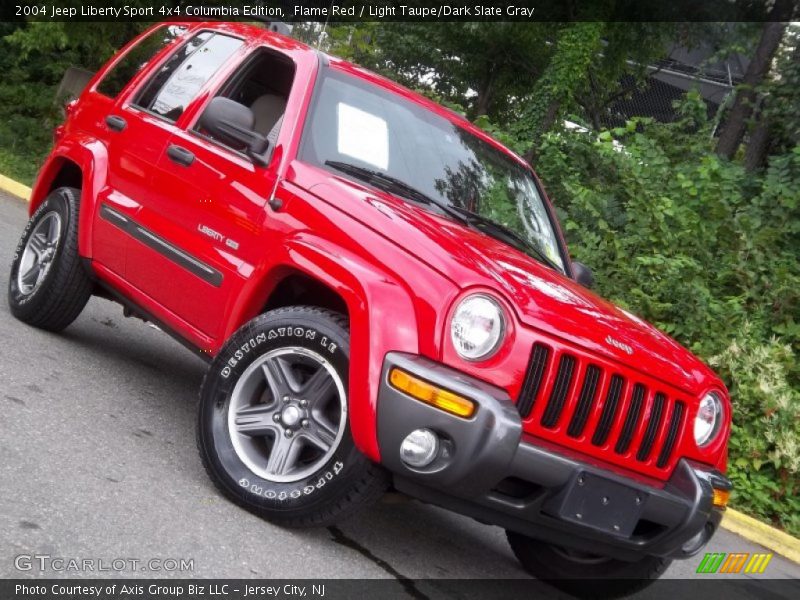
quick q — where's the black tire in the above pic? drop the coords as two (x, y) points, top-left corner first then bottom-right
(8, 187), (93, 332)
(506, 531), (671, 599)
(197, 306), (388, 527)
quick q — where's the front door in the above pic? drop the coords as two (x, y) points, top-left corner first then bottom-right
(137, 129), (275, 341)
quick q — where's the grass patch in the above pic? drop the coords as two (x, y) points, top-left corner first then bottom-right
(0, 146), (41, 186)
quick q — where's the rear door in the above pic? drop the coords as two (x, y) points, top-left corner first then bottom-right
(82, 24), (188, 277)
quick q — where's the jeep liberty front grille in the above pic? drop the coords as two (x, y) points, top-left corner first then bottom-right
(516, 343), (688, 476)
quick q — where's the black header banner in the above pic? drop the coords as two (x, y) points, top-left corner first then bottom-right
(3, 0), (800, 22)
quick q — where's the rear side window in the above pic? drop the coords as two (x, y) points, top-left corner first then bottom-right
(96, 25), (186, 99)
(134, 32), (244, 122)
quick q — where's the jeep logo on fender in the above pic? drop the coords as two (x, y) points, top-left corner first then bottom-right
(605, 335), (634, 355)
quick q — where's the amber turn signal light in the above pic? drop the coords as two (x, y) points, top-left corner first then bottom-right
(712, 487), (730, 509)
(389, 368), (476, 418)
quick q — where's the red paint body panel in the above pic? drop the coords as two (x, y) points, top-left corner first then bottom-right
(32, 21), (730, 479)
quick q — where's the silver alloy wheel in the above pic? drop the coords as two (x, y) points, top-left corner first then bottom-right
(17, 212), (62, 296)
(227, 347), (347, 483)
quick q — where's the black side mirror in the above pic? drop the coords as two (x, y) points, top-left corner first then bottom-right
(572, 261), (595, 288)
(199, 97), (269, 165)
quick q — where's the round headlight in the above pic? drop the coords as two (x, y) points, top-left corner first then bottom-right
(450, 294), (505, 361)
(694, 392), (723, 446)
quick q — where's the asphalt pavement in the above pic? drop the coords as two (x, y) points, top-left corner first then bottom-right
(0, 189), (797, 589)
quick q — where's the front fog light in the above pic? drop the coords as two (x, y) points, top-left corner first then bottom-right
(400, 428), (440, 468)
(694, 392), (723, 446)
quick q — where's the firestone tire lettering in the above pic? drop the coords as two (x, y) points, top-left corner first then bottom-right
(238, 461), (345, 500)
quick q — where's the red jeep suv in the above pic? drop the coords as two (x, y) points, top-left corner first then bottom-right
(8, 22), (731, 594)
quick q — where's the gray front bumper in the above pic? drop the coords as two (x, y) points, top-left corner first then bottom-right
(377, 352), (729, 562)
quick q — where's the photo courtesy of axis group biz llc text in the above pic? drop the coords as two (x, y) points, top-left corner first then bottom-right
(16, 583), (326, 596)
(0, 1), (799, 599)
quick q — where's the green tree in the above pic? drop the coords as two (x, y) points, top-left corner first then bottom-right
(715, 3), (790, 160)
(318, 22), (557, 123)
(744, 25), (800, 170)
(515, 21), (604, 159)
(512, 21), (682, 159)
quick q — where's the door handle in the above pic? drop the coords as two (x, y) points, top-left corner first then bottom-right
(167, 144), (195, 167)
(105, 115), (127, 131)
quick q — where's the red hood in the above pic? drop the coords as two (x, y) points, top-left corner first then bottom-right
(305, 172), (720, 395)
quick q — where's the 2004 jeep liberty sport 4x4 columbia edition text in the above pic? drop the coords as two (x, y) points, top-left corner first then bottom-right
(8, 22), (732, 595)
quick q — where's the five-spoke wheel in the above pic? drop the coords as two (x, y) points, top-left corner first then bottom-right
(228, 347), (346, 483)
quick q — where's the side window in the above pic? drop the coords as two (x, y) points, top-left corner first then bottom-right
(134, 32), (244, 122)
(96, 25), (187, 99)
(195, 49), (295, 153)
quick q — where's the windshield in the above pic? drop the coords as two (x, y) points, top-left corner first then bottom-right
(299, 69), (566, 273)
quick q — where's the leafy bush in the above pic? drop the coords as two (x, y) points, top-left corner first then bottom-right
(0, 21), (147, 184)
(711, 326), (800, 534)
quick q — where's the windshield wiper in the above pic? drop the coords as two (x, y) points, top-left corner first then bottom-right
(324, 160), (561, 272)
(324, 160), (471, 226)
(448, 206), (562, 272)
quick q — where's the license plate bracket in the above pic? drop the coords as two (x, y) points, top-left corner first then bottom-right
(550, 472), (646, 537)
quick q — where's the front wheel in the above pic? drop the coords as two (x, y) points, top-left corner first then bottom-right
(197, 306), (388, 527)
(506, 531), (671, 598)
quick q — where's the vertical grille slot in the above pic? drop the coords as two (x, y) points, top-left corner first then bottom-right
(591, 375), (624, 446)
(656, 401), (685, 468)
(567, 365), (601, 437)
(637, 393), (666, 461)
(516, 344), (550, 418)
(540, 355), (577, 428)
(615, 384), (646, 453)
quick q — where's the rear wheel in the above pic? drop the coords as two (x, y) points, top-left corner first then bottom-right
(507, 531), (671, 598)
(197, 306), (388, 527)
(8, 187), (93, 331)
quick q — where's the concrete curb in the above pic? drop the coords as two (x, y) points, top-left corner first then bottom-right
(0, 173), (31, 201)
(723, 509), (800, 564)
(0, 169), (798, 565)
